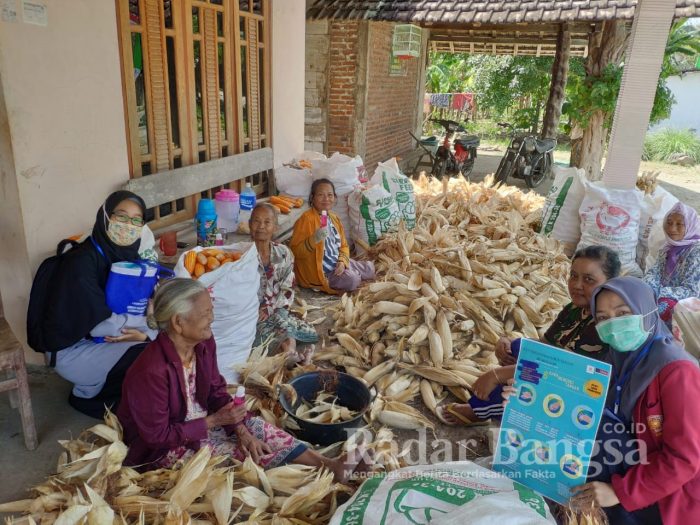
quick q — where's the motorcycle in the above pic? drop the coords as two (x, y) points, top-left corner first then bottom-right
(429, 119), (480, 180)
(494, 122), (556, 189)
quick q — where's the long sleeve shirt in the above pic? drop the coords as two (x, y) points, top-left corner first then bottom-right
(644, 243), (700, 303)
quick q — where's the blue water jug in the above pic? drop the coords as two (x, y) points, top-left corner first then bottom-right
(195, 199), (217, 246)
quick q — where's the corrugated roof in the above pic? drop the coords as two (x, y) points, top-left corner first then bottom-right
(307, 1), (700, 24)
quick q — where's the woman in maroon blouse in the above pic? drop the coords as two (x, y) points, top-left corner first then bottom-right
(117, 278), (366, 481)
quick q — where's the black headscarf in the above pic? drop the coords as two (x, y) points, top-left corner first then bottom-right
(92, 190), (147, 264)
(43, 191), (147, 351)
(590, 277), (696, 420)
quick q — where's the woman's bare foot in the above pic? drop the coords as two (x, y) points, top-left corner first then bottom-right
(298, 344), (315, 365)
(437, 403), (488, 427)
(279, 338), (300, 368)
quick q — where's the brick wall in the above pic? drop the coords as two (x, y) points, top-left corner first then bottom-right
(364, 22), (421, 171)
(326, 21), (360, 156)
(310, 20), (424, 171)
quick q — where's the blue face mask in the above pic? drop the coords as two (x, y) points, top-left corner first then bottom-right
(595, 314), (651, 353)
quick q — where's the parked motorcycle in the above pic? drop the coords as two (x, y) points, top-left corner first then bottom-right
(494, 122), (556, 189)
(430, 119), (480, 180)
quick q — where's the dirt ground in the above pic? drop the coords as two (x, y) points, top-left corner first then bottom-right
(464, 142), (700, 211)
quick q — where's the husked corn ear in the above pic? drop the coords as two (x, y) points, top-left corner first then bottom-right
(373, 301), (409, 316)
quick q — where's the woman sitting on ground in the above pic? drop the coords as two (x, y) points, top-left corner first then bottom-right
(563, 277), (700, 524)
(118, 278), (368, 480)
(438, 245), (621, 426)
(250, 203), (318, 364)
(643, 202), (700, 326)
(290, 179), (374, 294)
(33, 191), (157, 419)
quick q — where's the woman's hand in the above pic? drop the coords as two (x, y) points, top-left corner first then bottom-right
(313, 227), (329, 244)
(105, 328), (148, 343)
(570, 482), (620, 509)
(237, 428), (272, 464)
(333, 261), (346, 276)
(495, 337), (515, 365)
(502, 378), (516, 406)
(472, 370), (501, 400)
(206, 402), (246, 429)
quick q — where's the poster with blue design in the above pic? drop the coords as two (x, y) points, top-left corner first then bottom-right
(493, 338), (612, 504)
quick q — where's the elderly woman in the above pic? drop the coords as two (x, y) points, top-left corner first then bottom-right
(439, 246), (621, 425)
(291, 179), (374, 294)
(29, 190), (157, 418)
(117, 278), (367, 480)
(644, 202), (700, 326)
(250, 203), (317, 363)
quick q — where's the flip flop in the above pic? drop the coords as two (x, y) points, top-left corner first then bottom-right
(437, 403), (490, 427)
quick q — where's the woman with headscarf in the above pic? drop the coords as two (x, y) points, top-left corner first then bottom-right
(569, 277), (700, 524)
(643, 202), (700, 326)
(37, 191), (158, 418)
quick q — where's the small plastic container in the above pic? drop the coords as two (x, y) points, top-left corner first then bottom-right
(214, 189), (240, 233)
(195, 199), (217, 246)
(239, 183), (257, 225)
(233, 385), (246, 406)
(320, 210), (328, 228)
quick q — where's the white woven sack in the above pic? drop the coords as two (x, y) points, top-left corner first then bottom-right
(540, 165), (586, 245)
(637, 186), (678, 272)
(174, 242), (259, 382)
(577, 182), (643, 276)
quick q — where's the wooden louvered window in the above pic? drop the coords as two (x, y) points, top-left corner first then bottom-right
(117, 0), (271, 227)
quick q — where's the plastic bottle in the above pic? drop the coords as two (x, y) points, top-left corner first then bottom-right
(195, 199), (217, 246)
(239, 183), (257, 225)
(320, 210), (328, 228)
(233, 385), (246, 406)
(214, 233), (223, 247)
(214, 189), (240, 233)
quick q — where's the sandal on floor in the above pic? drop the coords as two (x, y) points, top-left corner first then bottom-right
(437, 403), (490, 427)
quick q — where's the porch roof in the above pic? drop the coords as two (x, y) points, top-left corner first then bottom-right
(307, 1), (700, 25)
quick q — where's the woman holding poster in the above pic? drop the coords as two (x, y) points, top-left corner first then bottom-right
(570, 277), (700, 524)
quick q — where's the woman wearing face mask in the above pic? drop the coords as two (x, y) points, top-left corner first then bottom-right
(569, 277), (700, 524)
(290, 178), (374, 294)
(643, 202), (700, 327)
(38, 191), (158, 418)
(439, 246), (620, 426)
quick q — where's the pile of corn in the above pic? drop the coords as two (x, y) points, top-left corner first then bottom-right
(319, 175), (571, 424)
(0, 410), (401, 524)
(636, 170), (661, 195)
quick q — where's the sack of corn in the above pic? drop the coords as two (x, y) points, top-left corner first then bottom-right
(329, 461), (556, 525)
(577, 182), (643, 276)
(371, 157), (417, 230)
(348, 184), (401, 248)
(540, 165), (587, 256)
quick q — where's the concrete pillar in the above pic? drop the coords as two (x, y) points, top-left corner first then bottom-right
(603, 0), (677, 188)
(271, 0), (306, 166)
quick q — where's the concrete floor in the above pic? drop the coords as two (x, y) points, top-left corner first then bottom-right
(0, 365), (93, 511)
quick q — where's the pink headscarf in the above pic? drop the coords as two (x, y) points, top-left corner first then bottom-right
(664, 202), (700, 276)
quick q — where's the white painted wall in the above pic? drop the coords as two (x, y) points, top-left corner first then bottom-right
(650, 71), (700, 132)
(0, 0), (130, 361)
(271, 0), (306, 166)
